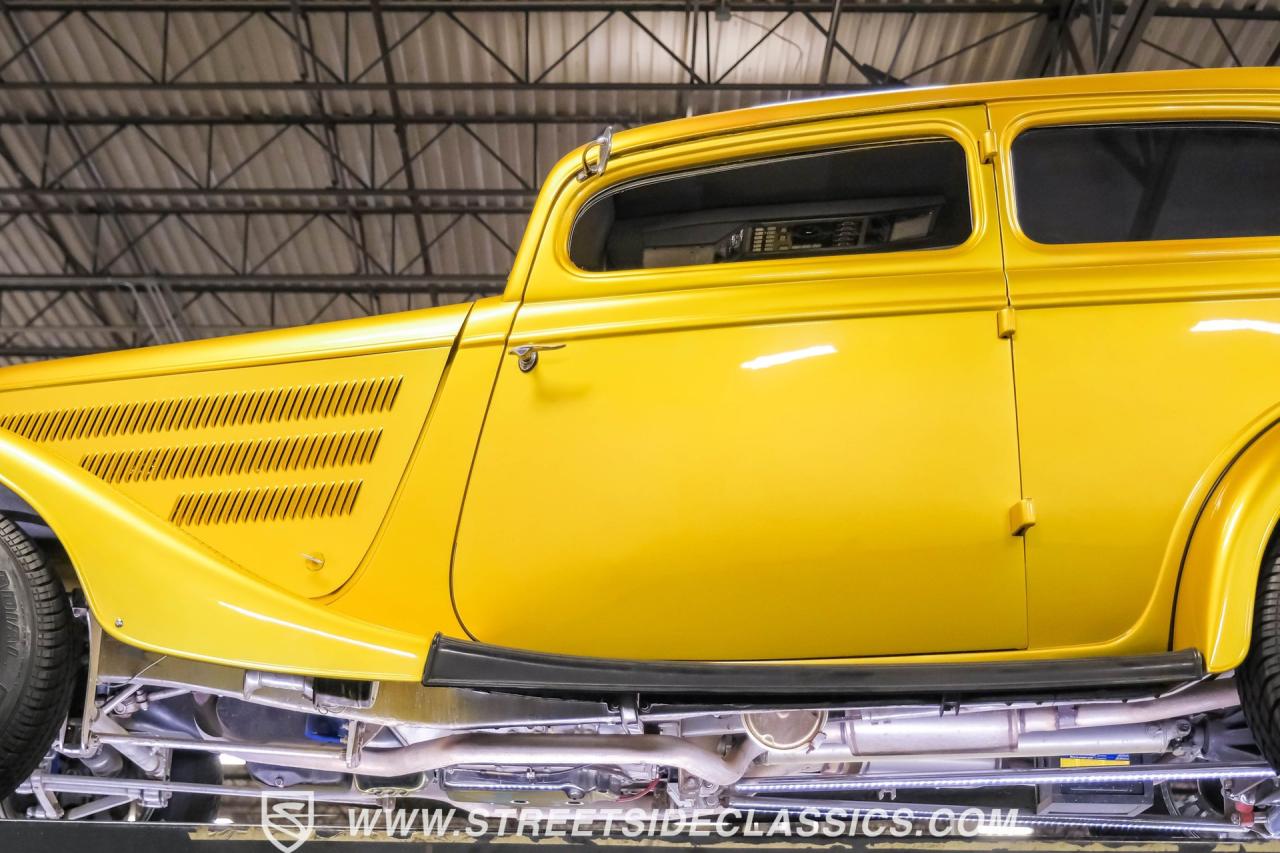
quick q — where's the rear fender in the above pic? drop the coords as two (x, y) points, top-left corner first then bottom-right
(1173, 416), (1280, 671)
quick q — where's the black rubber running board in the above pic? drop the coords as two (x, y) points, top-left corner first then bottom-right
(423, 634), (1204, 700)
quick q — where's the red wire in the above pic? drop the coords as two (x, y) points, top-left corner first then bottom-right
(616, 779), (660, 803)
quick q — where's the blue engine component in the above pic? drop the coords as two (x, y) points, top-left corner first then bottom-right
(303, 714), (347, 745)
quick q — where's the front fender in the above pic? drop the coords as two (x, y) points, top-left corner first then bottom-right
(0, 304), (479, 681)
(0, 427), (428, 680)
(1173, 419), (1280, 672)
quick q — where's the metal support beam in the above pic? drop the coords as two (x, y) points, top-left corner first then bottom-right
(0, 8), (143, 348)
(287, 0), (378, 310)
(0, 80), (880, 94)
(0, 0), (1273, 363)
(0, 114), (677, 127)
(1099, 0), (1157, 71)
(1016, 0), (1073, 77)
(818, 0), (842, 85)
(0, 0), (1047, 9)
(369, 0), (434, 280)
(0, 187), (535, 198)
(2, 1), (1275, 17)
(0, 203), (535, 215)
(0, 274), (507, 291)
(803, 10), (904, 87)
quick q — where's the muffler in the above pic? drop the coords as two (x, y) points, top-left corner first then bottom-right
(752, 680), (1237, 762)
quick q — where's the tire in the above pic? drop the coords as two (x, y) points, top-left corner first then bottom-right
(0, 514), (73, 798)
(151, 752), (222, 823)
(1237, 541), (1280, 770)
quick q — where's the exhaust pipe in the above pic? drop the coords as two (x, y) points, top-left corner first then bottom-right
(90, 681), (1238, 787)
(96, 731), (766, 787)
(760, 680), (1237, 762)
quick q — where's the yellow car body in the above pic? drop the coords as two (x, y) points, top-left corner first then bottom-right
(1, 67), (1278, 683)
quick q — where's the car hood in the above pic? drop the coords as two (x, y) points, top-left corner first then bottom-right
(0, 301), (473, 393)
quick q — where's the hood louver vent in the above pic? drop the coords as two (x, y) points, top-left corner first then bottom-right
(0, 375), (403, 442)
(80, 429), (383, 484)
(170, 480), (363, 527)
(0, 342), (444, 600)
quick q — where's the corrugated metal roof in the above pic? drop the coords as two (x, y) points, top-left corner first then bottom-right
(0, 2), (1272, 361)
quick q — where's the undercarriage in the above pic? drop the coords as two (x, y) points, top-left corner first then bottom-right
(10, 613), (1276, 838)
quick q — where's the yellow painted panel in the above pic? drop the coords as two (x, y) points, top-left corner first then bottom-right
(0, 348), (448, 597)
(328, 298), (517, 637)
(0, 413), (428, 680)
(0, 305), (471, 678)
(1061, 756), (1130, 767)
(990, 92), (1280, 656)
(454, 104), (1024, 661)
(9, 71), (1279, 678)
(0, 303), (469, 390)
(529, 108), (1000, 304)
(1175, 419), (1280, 671)
(507, 70), (1280, 305)
(453, 309), (1025, 660)
(989, 95), (1280, 309)
(1011, 301), (1280, 652)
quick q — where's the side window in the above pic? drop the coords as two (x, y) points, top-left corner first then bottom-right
(569, 138), (971, 272)
(1011, 122), (1280, 245)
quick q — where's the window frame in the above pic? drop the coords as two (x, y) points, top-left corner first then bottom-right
(992, 97), (1280, 271)
(1009, 119), (1280, 248)
(523, 107), (997, 304)
(567, 136), (973, 275)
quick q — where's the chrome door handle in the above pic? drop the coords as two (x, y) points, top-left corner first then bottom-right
(508, 343), (565, 372)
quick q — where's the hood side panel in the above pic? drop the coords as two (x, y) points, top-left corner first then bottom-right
(0, 313), (465, 599)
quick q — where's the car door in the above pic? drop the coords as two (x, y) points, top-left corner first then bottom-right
(989, 94), (1280, 658)
(452, 105), (1026, 661)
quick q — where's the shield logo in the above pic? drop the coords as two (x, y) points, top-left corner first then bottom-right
(261, 791), (315, 853)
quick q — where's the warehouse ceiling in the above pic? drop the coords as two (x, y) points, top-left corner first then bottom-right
(0, 0), (1275, 362)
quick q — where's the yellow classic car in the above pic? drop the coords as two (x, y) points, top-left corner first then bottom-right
(3, 66), (1280, 832)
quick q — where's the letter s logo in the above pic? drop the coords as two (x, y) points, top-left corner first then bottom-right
(261, 792), (315, 853)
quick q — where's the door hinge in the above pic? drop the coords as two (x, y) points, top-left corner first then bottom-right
(1009, 499), (1037, 537)
(980, 129), (998, 164)
(997, 306), (1016, 339)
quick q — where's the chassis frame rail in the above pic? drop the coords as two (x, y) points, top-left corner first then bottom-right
(732, 760), (1277, 793)
(728, 797), (1255, 836)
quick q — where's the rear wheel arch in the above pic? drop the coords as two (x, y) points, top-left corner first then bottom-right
(1171, 418), (1280, 671)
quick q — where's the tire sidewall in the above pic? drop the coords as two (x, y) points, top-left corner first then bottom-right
(0, 518), (72, 799)
(0, 547), (37, 738)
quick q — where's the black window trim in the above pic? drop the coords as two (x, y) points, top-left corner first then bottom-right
(564, 133), (981, 277)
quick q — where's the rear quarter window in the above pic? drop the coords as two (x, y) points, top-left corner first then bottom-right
(1011, 122), (1280, 244)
